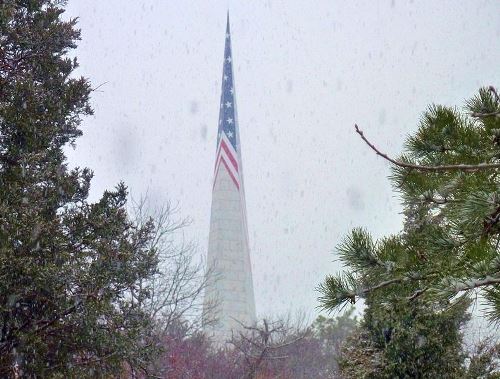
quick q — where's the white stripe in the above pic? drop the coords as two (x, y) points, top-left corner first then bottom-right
(215, 148), (240, 186)
(220, 133), (239, 164)
(215, 133), (239, 168)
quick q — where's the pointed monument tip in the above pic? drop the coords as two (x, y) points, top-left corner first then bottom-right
(226, 10), (230, 33)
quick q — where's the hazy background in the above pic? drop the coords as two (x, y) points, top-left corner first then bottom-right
(64, 1), (500, 320)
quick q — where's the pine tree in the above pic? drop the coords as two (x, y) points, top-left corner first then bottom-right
(318, 87), (500, 376)
(0, 1), (159, 376)
(321, 230), (470, 377)
(319, 86), (500, 319)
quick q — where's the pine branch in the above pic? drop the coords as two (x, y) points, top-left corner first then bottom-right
(337, 228), (383, 271)
(407, 287), (428, 301)
(471, 111), (500, 118)
(355, 124), (500, 172)
(319, 268), (442, 312)
(360, 278), (403, 294)
(447, 276), (500, 293)
(319, 275), (405, 310)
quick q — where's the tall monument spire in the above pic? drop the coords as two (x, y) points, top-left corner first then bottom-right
(202, 14), (256, 343)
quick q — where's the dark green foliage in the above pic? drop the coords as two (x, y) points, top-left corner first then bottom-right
(319, 87), (500, 318)
(339, 301), (477, 379)
(319, 87), (500, 377)
(0, 1), (159, 377)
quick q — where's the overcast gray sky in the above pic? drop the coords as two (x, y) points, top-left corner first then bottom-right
(64, 1), (500, 319)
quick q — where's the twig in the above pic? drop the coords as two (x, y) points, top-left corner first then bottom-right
(471, 111), (500, 118)
(354, 124), (500, 172)
(92, 81), (108, 92)
(357, 278), (403, 295)
(407, 287), (428, 301)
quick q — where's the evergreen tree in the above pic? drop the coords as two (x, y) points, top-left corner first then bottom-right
(0, 1), (159, 376)
(319, 86), (500, 319)
(322, 230), (470, 377)
(318, 87), (500, 376)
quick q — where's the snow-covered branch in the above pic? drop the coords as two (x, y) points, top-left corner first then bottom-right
(447, 276), (500, 293)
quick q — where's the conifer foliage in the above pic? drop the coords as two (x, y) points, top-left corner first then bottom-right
(319, 87), (500, 376)
(0, 1), (159, 376)
(319, 87), (500, 317)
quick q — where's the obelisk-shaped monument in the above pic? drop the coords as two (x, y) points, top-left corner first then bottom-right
(202, 14), (256, 343)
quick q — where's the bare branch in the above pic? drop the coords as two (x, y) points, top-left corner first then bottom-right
(128, 194), (214, 337)
(91, 81), (108, 92)
(355, 124), (500, 172)
(228, 315), (310, 378)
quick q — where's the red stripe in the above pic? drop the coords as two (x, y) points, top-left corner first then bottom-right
(213, 157), (238, 190)
(220, 139), (238, 172)
(220, 157), (240, 190)
(213, 156), (239, 190)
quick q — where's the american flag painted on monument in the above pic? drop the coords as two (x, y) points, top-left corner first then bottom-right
(203, 13), (256, 344)
(214, 17), (241, 190)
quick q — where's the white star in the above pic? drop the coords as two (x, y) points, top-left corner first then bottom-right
(220, 103), (223, 109)
(219, 119), (222, 125)
(230, 87), (234, 95)
(227, 117), (233, 124)
(218, 131), (222, 139)
(227, 131), (234, 138)
(226, 56), (232, 63)
(225, 33), (230, 39)
(225, 101), (232, 108)
(223, 74), (228, 81)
